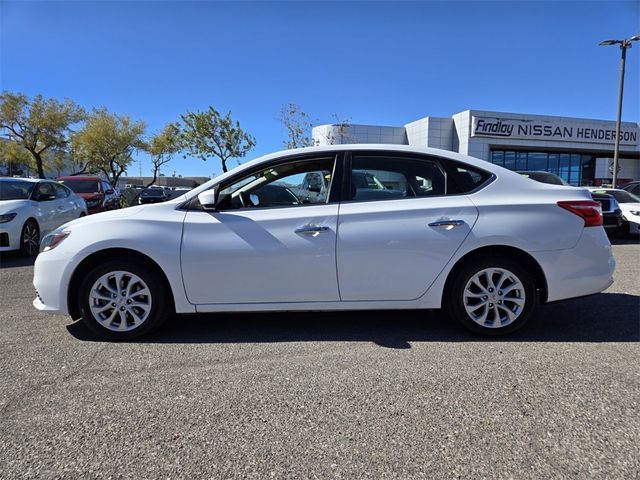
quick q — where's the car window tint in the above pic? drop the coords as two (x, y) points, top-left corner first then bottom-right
(53, 183), (70, 198)
(217, 157), (335, 210)
(37, 183), (55, 197)
(349, 155), (446, 202)
(442, 160), (493, 193)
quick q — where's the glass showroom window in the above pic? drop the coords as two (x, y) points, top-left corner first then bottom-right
(490, 150), (597, 185)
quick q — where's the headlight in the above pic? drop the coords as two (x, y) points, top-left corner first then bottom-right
(0, 213), (17, 223)
(40, 230), (71, 253)
(629, 210), (640, 216)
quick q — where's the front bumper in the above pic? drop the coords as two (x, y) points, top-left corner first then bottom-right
(32, 251), (75, 315)
(624, 218), (640, 235)
(0, 222), (22, 252)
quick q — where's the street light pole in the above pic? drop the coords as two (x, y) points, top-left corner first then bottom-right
(600, 35), (640, 188)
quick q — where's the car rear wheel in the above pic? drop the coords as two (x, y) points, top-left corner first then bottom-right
(79, 260), (169, 340)
(20, 219), (40, 257)
(447, 257), (537, 336)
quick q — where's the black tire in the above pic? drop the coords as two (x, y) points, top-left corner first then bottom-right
(616, 221), (630, 238)
(19, 219), (40, 257)
(79, 212), (86, 218)
(446, 256), (538, 336)
(79, 259), (170, 340)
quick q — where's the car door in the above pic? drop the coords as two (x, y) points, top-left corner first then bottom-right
(336, 152), (480, 301)
(181, 154), (341, 306)
(33, 182), (59, 234)
(52, 183), (77, 223)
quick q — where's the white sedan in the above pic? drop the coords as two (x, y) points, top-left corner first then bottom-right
(33, 145), (615, 339)
(0, 178), (87, 256)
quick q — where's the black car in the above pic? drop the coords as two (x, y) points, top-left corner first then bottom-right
(589, 192), (623, 235)
(137, 188), (167, 205)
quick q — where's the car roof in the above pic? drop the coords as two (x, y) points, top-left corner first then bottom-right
(0, 177), (54, 183)
(58, 176), (102, 181)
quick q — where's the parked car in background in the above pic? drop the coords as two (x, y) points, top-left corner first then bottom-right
(621, 181), (640, 196)
(516, 171), (569, 186)
(138, 187), (168, 204)
(589, 191), (624, 236)
(58, 176), (119, 214)
(33, 145), (615, 340)
(517, 170), (623, 236)
(0, 178), (87, 256)
(589, 188), (640, 236)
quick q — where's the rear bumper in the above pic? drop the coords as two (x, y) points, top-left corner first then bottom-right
(531, 227), (615, 303)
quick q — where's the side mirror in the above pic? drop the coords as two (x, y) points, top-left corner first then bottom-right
(198, 188), (218, 211)
(308, 185), (321, 193)
(37, 194), (56, 202)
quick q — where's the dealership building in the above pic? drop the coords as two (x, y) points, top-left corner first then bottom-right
(312, 110), (640, 186)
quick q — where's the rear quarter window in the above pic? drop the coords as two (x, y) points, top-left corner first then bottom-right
(442, 160), (493, 194)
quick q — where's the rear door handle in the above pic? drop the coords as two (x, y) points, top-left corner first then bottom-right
(428, 219), (465, 228)
(295, 225), (330, 235)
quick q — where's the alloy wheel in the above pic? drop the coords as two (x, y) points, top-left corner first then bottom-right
(463, 267), (526, 329)
(22, 222), (40, 256)
(88, 271), (153, 332)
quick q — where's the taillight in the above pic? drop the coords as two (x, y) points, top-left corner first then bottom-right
(557, 200), (603, 227)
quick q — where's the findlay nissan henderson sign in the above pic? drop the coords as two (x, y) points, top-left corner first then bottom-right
(471, 116), (638, 146)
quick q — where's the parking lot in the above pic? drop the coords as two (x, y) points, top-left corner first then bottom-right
(0, 240), (638, 479)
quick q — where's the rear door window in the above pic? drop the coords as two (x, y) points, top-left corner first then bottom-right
(348, 155), (446, 202)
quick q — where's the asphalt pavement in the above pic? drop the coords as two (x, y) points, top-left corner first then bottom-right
(0, 240), (638, 479)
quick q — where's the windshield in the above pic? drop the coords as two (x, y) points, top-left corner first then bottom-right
(60, 179), (100, 194)
(141, 189), (164, 197)
(608, 189), (640, 204)
(0, 180), (35, 200)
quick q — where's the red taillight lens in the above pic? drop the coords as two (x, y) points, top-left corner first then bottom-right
(557, 200), (603, 227)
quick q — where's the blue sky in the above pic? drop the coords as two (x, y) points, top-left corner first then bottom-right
(2, 0), (639, 177)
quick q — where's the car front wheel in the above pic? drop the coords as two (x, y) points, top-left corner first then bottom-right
(20, 219), (40, 257)
(447, 257), (537, 336)
(79, 260), (169, 340)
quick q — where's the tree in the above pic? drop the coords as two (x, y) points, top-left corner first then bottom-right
(0, 140), (34, 176)
(130, 123), (181, 203)
(72, 108), (146, 186)
(0, 92), (85, 178)
(279, 103), (314, 149)
(321, 114), (352, 145)
(179, 107), (255, 173)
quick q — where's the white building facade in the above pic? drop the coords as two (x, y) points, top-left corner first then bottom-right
(312, 110), (640, 186)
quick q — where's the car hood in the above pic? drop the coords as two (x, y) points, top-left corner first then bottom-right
(619, 202), (640, 214)
(58, 204), (148, 231)
(0, 199), (31, 213)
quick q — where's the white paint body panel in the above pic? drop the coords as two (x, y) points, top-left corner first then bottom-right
(337, 196), (478, 301)
(181, 205), (340, 304)
(32, 145), (615, 318)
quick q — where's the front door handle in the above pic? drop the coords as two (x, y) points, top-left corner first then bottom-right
(428, 219), (465, 228)
(295, 225), (330, 235)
